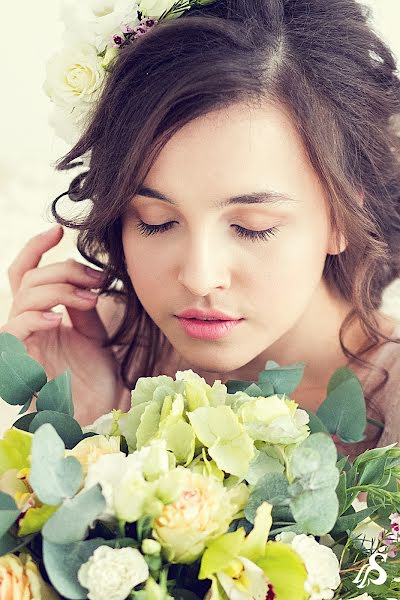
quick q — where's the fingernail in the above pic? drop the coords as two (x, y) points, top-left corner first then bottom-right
(74, 288), (98, 299)
(43, 311), (63, 320)
(85, 266), (104, 280)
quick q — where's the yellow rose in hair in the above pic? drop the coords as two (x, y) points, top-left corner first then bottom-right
(0, 553), (59, 599)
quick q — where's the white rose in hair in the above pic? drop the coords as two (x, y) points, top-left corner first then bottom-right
(61, 0), (140, 51)
(78, 545), (149, 600)
(44, 42), (105, 109)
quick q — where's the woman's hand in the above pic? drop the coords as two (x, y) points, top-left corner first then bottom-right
(0, 224), (129, 424)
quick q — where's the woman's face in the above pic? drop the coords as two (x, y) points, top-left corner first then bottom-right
(121, 102), (342, 375)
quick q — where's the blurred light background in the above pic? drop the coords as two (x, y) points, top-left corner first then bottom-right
(0, 1), (400, 428)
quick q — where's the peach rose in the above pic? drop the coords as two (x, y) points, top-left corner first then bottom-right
(0, 553), (58, 600)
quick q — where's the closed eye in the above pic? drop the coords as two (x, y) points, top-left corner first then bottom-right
(135, 220), (280, 242)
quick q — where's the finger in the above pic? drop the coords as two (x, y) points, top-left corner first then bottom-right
(0, 311), (63, 342)
(10, 283), (99, 318)
(19, 258), (105, 291)
(66, 305), (110, 342)
(7, 224), (64, 297)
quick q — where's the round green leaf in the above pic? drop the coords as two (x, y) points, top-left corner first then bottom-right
(37, 370), (74, 416)
(0, 492), (20, 537)
(29, 411), (83, 449)
(0, 333), (27, 355)
(0, 351), (47, 405)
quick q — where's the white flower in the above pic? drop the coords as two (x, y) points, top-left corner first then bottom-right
(61, 0), (141, 51)
(351, 498), (383, 553)
(276, 532), (340, 600)
(83, 442), (173, 522)
(48, 104), (90, 146)
(78, 545), (149, 600)
(138, 0), (176, 19)
(44, 42), (106, 109)
(235, 394), (310, 446)
(82, 411), (120, 436)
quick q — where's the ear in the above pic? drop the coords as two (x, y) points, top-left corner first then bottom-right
(327, 230), (347, 256)
(327, 190), (364, 256)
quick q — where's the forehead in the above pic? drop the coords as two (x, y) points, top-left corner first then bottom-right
(144, 101), (314, 203)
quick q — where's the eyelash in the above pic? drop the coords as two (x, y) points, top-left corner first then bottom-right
(135, 220), (280, 242)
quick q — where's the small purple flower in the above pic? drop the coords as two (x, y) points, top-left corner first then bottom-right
(132, 18), (158, 38)
(112, 33), (125, 47)
(378, 514), (400, 558)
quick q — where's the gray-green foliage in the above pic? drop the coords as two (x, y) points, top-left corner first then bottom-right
(42, 484), (106, 544)
(316, 368), (366, 443)
(29, 423), (83, 505)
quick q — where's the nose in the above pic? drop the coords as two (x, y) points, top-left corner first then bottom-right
(177, 228), (231, 296)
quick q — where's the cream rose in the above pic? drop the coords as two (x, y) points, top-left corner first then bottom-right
(153, 466), (248, 563)
(65, 435), (122, 477)
(0, 553), (58, 600)
(43, 42), (105, 109)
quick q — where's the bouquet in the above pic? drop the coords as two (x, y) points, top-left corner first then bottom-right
(0, 331), (399, 600)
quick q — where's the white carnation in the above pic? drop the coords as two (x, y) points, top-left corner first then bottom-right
(78, 545), (149, 600)
(276, 532), (340, 600)
(44, 42), (105, 109)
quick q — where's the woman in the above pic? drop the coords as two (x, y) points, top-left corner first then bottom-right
(2, 0), (400, 462)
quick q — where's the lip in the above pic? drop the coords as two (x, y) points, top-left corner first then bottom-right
(177, 308), (241, 321)
(176, 316), (243, 340)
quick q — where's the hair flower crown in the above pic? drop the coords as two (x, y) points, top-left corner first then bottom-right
(44, 0), (217, 146)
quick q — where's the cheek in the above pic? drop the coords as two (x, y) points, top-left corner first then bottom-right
(251, 218), (329, 294)
(122, 231), (171, 293)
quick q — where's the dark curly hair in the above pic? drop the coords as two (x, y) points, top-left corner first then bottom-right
(51, 0), (400, 408)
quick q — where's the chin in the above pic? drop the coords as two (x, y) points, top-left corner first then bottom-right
(178, 346), (250, 376)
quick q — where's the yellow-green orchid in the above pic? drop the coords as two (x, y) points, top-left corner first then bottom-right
(199, 502), (308, 600)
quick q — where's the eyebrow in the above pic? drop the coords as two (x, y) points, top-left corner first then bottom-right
(134, 185), (298, 208)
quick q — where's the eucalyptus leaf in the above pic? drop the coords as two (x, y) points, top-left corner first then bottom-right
(0, 351), (47, 405)
(43, 485), (106, 543)
(18, 399), (32, 415)
(288, 433), (340, 535)
(258, 361), (305, 395)
(29, 410), (83, 449)
(241, 383), (264, 397)
(13, 412), (37, 432)
(0, 492), (20, 537)
(225, 380), (254, 394)
(245, 472), (289, 523)
(0, 532), (35, 556)
(29, 423), (83, 505)
(290, 489), (339, 535)
(305, 411), (330, 435)
(36, 370), (74, 416)
(43, 538), (109, 599)
(316, 368), (366, 443)
(0, 332), (27, 354)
